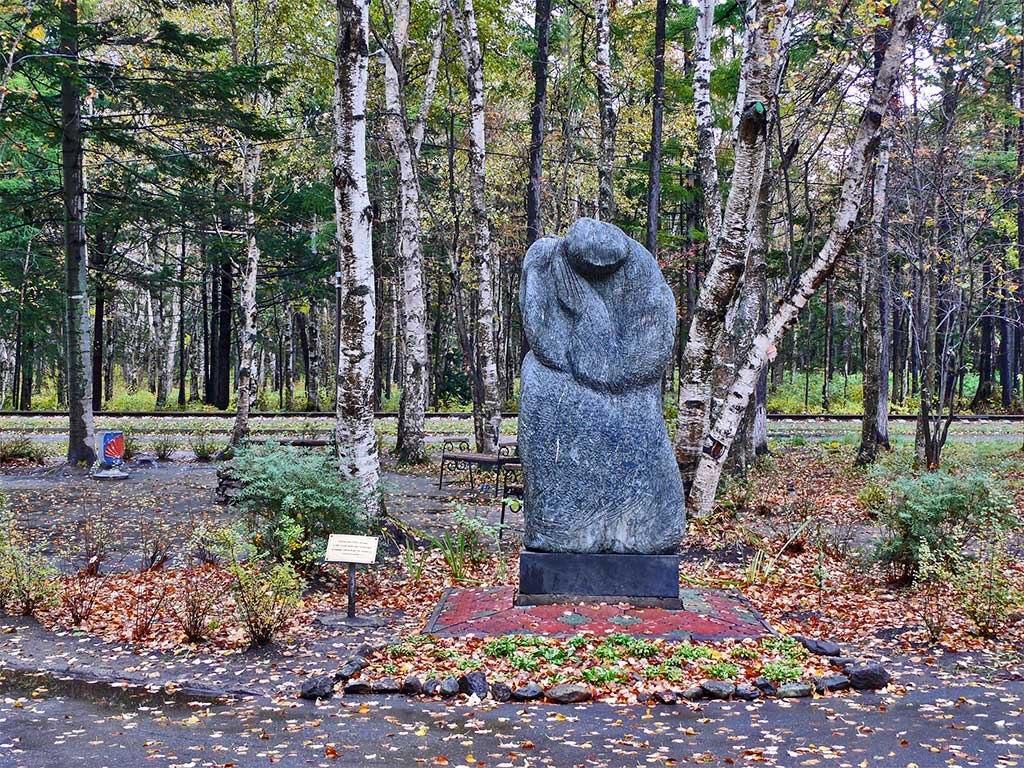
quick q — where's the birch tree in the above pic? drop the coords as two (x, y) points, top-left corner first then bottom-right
(693, 0), (721, 245)
(383, 0), (444, 464)
(451, 0), (501, 453)
(686, 0), (920, 514)
(675, 0), (777, 492)
(333, 0), (380, 498)
(227, 0), (265, 446)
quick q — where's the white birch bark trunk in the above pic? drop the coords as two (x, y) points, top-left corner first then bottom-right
(452, 0), (501, 453)
(307, 220), (323, 411)
(333, 0), (380, 498)
(594, 0), (617, 221)
(675, 0), (772, 494)
(694, 0), (722, 245)
(687, 0), (919, 514)
(158, 280), (180, 408)
(284, 304), (295, 410)
(231, 138), (261, 445)
(385, 0), (430, 463)
(307, 298), (323, 411)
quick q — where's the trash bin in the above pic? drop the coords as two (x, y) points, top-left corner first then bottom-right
(101, 430), (125, 468)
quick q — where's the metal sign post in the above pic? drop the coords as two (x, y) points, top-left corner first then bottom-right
(325, 534), (379, 622)
(347, 563), (357, 618)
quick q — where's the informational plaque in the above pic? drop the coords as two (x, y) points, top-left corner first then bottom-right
(325, 534), (379, 564)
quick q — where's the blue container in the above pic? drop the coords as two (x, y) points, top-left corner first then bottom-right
(101, 431), (125, 467)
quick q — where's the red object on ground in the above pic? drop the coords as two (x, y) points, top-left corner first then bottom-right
(424, 585), (772, 641)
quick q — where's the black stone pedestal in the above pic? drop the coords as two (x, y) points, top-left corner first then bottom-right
(515, 551), (681, 608)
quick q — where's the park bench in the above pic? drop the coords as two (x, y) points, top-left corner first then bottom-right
(437, 432), (517, 497)
(498, 461), (523, 542)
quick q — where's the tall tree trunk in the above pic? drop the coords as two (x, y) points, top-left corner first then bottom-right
(11, 242), (31, 410)
(60, 0), (95, 464)
(687, 0), (918, 514)
(856, 129), (892, 465)
(693, 0), (721, 244)
(306, 222), (323, 411)
(230, 139), (262, 443)
(526, 0), (551, 247)
(19, 340), (33, 410)
(384, 0), (434, 464)
(334, 0), (380, 498)
(972, 255), (994, 409)
(91, 232), (105, 412)
(307, 299), (323, 411)
(645, 0), (667, 255)
(452, 0), (501, 452)
(675, 0), (776, 495)
(215, 260), (232, 409)
(178, 233), (187, 407)
(822, 279), (833, 411)
(594, 0), (616, 220)
(284, 305), (295, 410)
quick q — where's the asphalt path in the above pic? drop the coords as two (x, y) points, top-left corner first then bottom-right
(1, 674), (1022, 768)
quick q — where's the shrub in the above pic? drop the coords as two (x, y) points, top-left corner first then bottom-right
(170, 566), (225, 642)
(856, 481), (887, 515)
(128, 580), (169, 642)
(0, 505), (58, 616)
(915, 541), (954, 642)
(760, 635), (809, 661)
(673, 643), (715, 663)
(152, 435), (178, 461)
(230, 445), (367, 573)
(213, 525), (304, 646)
(0, 437), (46, 465)
(581, 666), (626, 685)
(60, 573), (102, 626)
(122, 431), (140, 461)
(873, 473), (1017, 583)
(136, 514), (172, 572)
(433, 509), (495, 581)
(74, 515), (113, 576)
(956, 535), (1022, 638)
(189, 431), (220, 461)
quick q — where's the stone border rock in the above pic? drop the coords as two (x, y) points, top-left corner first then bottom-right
(299, 649), (893, 705)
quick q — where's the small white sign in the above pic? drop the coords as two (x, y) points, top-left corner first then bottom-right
(325, 534), (379, 564)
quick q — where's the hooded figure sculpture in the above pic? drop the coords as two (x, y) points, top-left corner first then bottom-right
(518, 218), (685, 555)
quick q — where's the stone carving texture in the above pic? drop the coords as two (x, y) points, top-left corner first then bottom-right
(519, 218), (684, 554)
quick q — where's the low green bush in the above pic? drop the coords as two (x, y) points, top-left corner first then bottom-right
(230, 444), (367, 573)
(189, 431), (220, 461)
(703, 661), (740, 680)
(873, 472), (1017, 583)
(0, 436), (46, 465)
(211, 525), (305, 646)
(760, 659), (803, 684)
(433, 509), (495, 581)
(152, 435), (178, 461)
(0, 503), (57, 616)
(956, 535), (1022, 638)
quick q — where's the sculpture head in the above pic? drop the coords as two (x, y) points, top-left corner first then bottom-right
(520, 218), (677, 395)
(563, 217), (630, 277)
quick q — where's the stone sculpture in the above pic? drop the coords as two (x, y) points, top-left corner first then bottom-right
(516, 218), (684, 604)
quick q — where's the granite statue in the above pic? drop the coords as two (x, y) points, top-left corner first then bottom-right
(518, 218), (684, 557)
